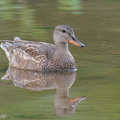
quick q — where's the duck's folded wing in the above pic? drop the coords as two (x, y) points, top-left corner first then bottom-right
(13, 43), (55, 62)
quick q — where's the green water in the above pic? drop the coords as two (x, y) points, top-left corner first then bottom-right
(0, 0), (120, 120)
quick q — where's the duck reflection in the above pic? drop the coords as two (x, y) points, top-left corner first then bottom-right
(2, 66), (85, 116)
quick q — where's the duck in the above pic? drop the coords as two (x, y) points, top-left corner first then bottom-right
(0, 25), (85, 72)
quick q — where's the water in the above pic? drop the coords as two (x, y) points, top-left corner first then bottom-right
(0, 0), (120, 120)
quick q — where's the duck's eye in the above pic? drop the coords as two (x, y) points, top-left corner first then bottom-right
(62, 30), (66, 33)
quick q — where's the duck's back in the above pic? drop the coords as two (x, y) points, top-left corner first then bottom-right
(1, 38), (56, 71)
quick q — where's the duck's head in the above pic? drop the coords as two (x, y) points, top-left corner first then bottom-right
(53, 25), (85, 47)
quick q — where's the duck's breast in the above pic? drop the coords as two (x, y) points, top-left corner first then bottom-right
(47, 52), (76, 71)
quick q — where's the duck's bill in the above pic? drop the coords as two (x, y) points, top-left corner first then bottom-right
(69, 36), (85, 47)
(70, 96), (86, 103)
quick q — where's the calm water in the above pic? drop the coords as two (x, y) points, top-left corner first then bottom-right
(0, 0), (120, 120)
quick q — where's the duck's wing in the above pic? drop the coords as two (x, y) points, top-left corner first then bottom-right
(16, 42), (55, 61)
(1, 37), (55, 63)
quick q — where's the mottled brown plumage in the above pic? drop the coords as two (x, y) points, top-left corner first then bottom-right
(0, 25), (85, 72)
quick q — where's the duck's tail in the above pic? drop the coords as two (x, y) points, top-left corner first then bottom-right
(0, 37), (22, 62)
(0, 42), (13, 62)
(0, 37), (22, 52)
(0, 42), (12, 53)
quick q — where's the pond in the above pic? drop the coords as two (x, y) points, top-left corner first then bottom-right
(0, 0), (120, 120)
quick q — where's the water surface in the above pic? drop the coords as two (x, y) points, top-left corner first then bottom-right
(0, 0), (120, 120)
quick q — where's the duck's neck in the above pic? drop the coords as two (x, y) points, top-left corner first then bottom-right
(55, 42), (69, 52)
(55, 87), (69, 98)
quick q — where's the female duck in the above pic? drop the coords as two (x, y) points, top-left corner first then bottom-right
(1, 25), (85, 72)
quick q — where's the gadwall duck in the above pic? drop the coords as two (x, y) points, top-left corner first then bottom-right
(0, 25), (85, 72)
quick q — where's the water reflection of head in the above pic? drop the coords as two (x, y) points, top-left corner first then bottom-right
(2, 66), (86, 116)
(54, 72), (85, 116)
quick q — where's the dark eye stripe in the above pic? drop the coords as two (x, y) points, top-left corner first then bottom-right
(56, 28), (68, 34)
